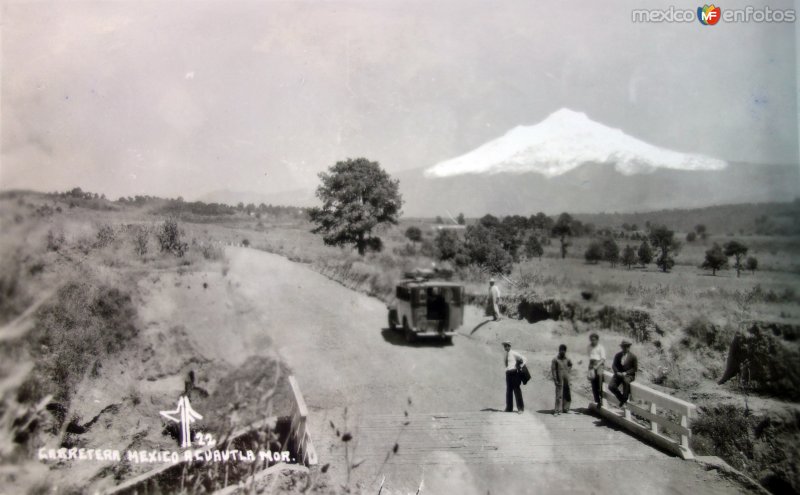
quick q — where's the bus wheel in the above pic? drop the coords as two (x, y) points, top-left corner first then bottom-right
(388, 310), (398, 331)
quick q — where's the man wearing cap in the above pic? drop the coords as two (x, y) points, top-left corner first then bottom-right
(608, 340), (638, 407)
(502, 341), (526, 413)
(488, 279), (501, 321)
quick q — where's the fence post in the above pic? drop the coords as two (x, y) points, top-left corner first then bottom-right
(650, 402), (659, 434)
(680, 415), (689, 450)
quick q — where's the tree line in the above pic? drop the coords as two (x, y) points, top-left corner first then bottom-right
(307, 158), (761, 277)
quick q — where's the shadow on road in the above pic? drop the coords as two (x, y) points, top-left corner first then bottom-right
(480, 407), (507, 413)
(469, 319), (494, 335)
(380, 328), (454, 348)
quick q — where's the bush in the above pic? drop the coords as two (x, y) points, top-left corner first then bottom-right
(746, 256), (758, 274)
(682, 317), (734, 352)
(46, 229), (65, 252)
(463, 225), (512, 274)
(95, 224), (116, 248)
(524, 234), (544, 260)
(434, 230), (461, 261)
(691, 404), (754, 471)
(200, 243), (224, 261)
(26, 283), (138, 402)
(585, 242), (603, 264)
(156, 218), (187, 257)
(132, 225), (150, 257)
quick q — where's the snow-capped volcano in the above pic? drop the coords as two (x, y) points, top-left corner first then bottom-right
(424, 109), (727, 178)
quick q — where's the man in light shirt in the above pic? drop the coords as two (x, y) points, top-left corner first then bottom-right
(502, 341), (526, 413)
(586, 332), (606, 407)
(488, 279), (501, 321)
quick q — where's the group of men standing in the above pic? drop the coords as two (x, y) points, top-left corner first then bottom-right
(490, 279), (640, 413)
(501, 334), (639, 414)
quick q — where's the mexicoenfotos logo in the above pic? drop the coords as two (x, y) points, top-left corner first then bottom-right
(698, 4), (722, 25)
(632, 5), (796, 23)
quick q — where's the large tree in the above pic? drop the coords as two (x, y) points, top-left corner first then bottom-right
(463, 224), (513, 274)
(701, 243), (728, 275)
(308, 158), (402, 255)
(602, 238), (620, 267)
(551, 213), (574, 259)
(621, 245), (637, 269)
(524, 234), (544, 260)
(649, 225), (680, 272)
(637, 239), (653, 266)
(584, 242), (603, 264)
(434, 229), (461, 261)
(724, 240), (749, 278)
(404, 226), (422, 247)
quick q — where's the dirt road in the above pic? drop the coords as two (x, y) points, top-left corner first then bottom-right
(218, 247), (753, 494)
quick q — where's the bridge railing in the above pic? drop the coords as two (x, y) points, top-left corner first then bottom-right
(287, 376), (318, 466)
(590, 370), (697, 460)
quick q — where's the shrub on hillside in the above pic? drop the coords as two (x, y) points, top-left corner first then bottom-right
(199, 243), (224, 261)
(131, 225), (150, 257)
(463, 225), (513, 274)
(718, 323), (800, 400)
(46, 229), (65, 252)
(23, 283), (138, 403)
(156, 218), (187, 257)
(95, 224), (116, 248)
(682, 317), (734, 352)
(691, 404), (755, 471)
(0, 255), (32, 324)
(692, 405), (800, 494)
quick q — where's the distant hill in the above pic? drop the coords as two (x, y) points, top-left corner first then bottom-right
(396, 161), (800, 217)
(572, 201), (800, 236)
(197, 188), (317, 208)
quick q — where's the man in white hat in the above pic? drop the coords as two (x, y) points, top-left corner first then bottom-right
(488, 278), (501, 321)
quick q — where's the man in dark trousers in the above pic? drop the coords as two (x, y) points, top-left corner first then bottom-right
(586, 333), (606, 407)
(551, 344), (573, 415)
(502, 341), (526, 413)
(609, 339), (638, 407)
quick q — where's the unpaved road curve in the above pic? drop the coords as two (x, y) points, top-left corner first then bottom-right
(220, 247), (753, 495)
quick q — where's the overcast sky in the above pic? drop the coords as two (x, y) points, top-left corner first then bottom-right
(1, 0), (797, 200)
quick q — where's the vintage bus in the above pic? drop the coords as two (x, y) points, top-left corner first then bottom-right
(387, 272), (465, 343)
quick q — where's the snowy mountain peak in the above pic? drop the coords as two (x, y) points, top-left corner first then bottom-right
(424, 109), (727, 178)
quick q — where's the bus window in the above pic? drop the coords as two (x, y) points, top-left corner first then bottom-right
(453, 287), (463, 305)
(396, 286), (410, 301)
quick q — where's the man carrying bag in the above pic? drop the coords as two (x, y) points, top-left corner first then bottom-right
(502, 341), (528, 413)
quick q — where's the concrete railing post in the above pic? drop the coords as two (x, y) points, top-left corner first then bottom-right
(650, 403), (659, 434)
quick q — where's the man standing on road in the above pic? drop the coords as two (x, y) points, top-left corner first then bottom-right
(609, 340), (638, 407)
(488, 278), (501, 321)
(551, 344), (573, 415)
(502, 341), (526, 413)
(587, 333), (606, 407)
